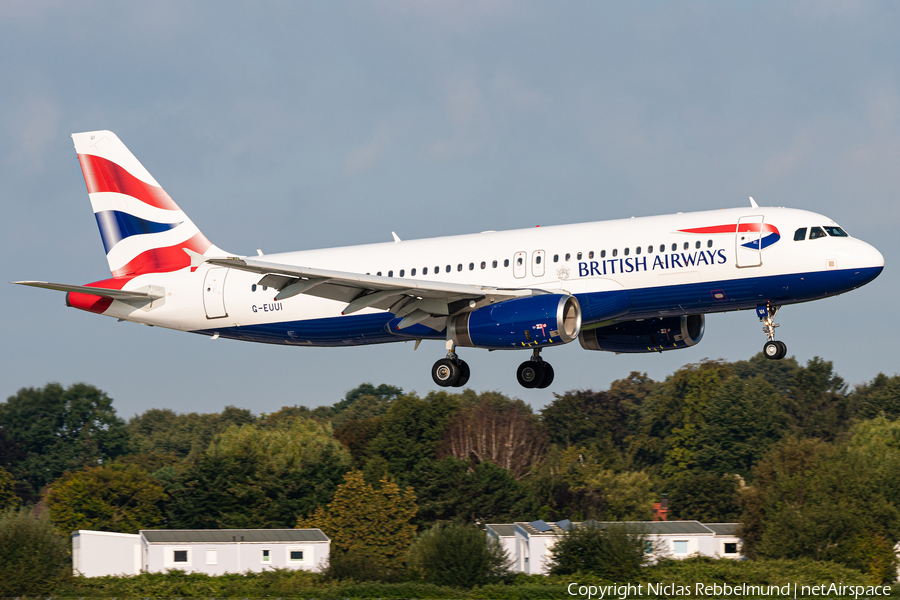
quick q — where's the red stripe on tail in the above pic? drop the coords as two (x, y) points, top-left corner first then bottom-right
(66, 277), (135, 315)
(77, 154), (180, 211)
(111, 232), (212, 278)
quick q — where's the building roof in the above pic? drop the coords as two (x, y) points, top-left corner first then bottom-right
(513, 520), (716, 536)
(703, 523), (741, 536)
(486, 524), (516, 537)
(141, 529), (329, 543)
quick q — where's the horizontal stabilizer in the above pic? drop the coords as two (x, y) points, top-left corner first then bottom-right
(13, 281), (163, 301)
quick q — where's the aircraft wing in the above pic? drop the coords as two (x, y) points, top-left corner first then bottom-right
(203, 256), (541, 330)
(13, 281), (163, 301)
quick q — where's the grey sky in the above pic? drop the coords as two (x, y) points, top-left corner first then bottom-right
(2, 1), (897, 418)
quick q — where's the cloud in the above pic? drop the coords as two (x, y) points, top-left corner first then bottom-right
(345, 125), (392, 173)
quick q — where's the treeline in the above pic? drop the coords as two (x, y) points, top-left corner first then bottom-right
(2, 353), (900, 584)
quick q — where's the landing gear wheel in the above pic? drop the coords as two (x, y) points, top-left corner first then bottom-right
(517, 361), (545, 389)
(432, 358), (461, 387)
(536, 363), (554, 389)
(763, 340), (787, 360)
(455, 360), (470, 387)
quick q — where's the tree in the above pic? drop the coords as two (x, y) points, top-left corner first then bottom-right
(0, 383), (129, 501)
(741, 437), (900, 582)
(667, 472), (741, 522)
(44, 464), (167, 534)
(693, 375), (787, 479)
(414, 458), (537, 524)
(126, 405), (256, 458)
(167, 418), (351, 528)
(298, 471), (417, 573)
(366, 391), (461, 483)
(783, 357), (850, 440)
(440, 392), (547, 479)
(851, 373), (900, 421)
(548, 522), (649, 580)
(0, 507), (71, 595)
(408, 523), (510, 587)
(0, 466), (20, 511)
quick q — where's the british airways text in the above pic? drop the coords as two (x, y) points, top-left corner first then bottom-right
(578, 249), (726, 277)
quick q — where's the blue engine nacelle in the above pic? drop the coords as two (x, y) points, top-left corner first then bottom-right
(449, 294), (582, 350)
(578, 314), (705, 353)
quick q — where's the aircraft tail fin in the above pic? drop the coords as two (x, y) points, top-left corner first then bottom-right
(71, 130), (224, 278)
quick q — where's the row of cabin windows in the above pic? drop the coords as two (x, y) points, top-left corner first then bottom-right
(370, 240), (716, 277)
(794, 226), (848, 241)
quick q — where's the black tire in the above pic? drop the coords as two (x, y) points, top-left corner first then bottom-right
(774, 340), (787, 360)
(764, 340), (780, 360)
(517, 361), (544, 389)
(455, 360), (470, 387)
(432, 358), (461, 387)
(536, 363), (554, 389)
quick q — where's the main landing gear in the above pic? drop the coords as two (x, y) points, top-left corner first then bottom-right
(758, 304), (787, 360)
(431, 341), (470, 388)
(516, 348), (555, 389)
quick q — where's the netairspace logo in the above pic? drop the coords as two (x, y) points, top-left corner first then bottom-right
(566, 582), (893, 599)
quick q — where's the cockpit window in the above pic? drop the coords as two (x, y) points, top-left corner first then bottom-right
(793, 228), (807, 241)
(824, 226), (848, 237)
(809, 227), (827, 240)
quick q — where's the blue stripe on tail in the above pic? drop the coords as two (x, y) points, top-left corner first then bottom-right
(94, 210), (183, 253)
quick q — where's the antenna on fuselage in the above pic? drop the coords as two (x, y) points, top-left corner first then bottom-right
(749, 196), (759, 208)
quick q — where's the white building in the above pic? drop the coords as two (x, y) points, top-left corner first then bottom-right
(505, 520), (742, 574)
(485, 524), (516, 564)
(72, 529), (330, 576)
(72, 530), (142, 577)
(141, 529), (330, 574)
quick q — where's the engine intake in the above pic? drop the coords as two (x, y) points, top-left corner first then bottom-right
(450, 294), (581, 350)
(579, 314), (704, 353)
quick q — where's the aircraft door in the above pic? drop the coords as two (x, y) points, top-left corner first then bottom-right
(532, 250), (545, 277)
(203, 267), (228, 318)
(735, 215), (764, 268)
(513, 251), (527, 278)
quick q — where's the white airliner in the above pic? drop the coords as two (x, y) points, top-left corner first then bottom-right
(15, 131), (884, 388)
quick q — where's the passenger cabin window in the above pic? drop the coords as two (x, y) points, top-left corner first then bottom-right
(671, 243), (677, 251)
(446, 265), (451, 273)
(399, 269), (405, 277)
(624, 247), (630, 256)
(553, 254), (559, 262)
(589, 251), (594, 259)
(517, 257), (523, 266)
(577, 252), (582, 260)
(377, 271), (382, 276)
(683, 242), (689, 250)
(457, 264), (463, 271)
(493, 260), (498, 268)
(635, 246), (641, 255)
(612, 249), (618, 257)
(469, 263), (474, 270)
(794, 228), (807, 241)
(535, 255), (542, 264)
(251, 284), (257, 292)
(695, 241), (701, 249)
(647, 245), (653, 254)
(481, 261), (486, 269)
(809, 227), (827, 240)
(388, 270), (393, 277)
(660, 244), (665, 252)
(423, 267), (428, 275)
(824, 226), (848, 237)
(707, 240), (713, 247)
(504, 259), (510, 267)
(565, 253), (571, 261)
(600, 250), (606, 258)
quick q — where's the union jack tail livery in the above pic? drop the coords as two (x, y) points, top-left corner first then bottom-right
(72, 131), (224, 278)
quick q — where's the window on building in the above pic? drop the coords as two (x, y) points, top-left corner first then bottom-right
(262, 549), (271, 563)
(206, 549), (217, 565)
(288, 549), (305, 562)
(174, 550), (188, 563)
(645, 541), (654, 554)
(794, 228), (807, 241)
(673, 541), (688, 555)
(724, 542), (738, 554)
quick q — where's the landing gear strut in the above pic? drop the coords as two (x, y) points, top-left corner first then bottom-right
(758, 304), (787, 360)
(431, 340), (470, 388)
(516, 348), (555, 389)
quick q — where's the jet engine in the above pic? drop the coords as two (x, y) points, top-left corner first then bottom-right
(449, 294), (582, 350)
(578, 314), (704, 353)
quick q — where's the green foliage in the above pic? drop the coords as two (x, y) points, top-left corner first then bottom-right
(166, 418), (350, 528)
(548, 522), (649, 580)
(0, 507), (71, 595)
(299, 470), (418, 573)
(415, 458), (538, 524)
(741, 436), (900, 582)
(0, 382), (128, 501)
(126, 404), (255, 458)
(0, 465), (20, 510)
(408, 523), (511, 588)
(852, 373), (900, 420)
(646, 555), (873, 586)
(667, 472), (741, 522)
(693, 375), (787, 479)
(44, 464), (167, 533)
(785, 357), (850, 440)
(367, 390), (461, 483)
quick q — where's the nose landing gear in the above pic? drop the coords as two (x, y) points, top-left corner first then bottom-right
(758, 304), (787, 360)
(431, 341), (470, 388)
(516, 348), (555, 389)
